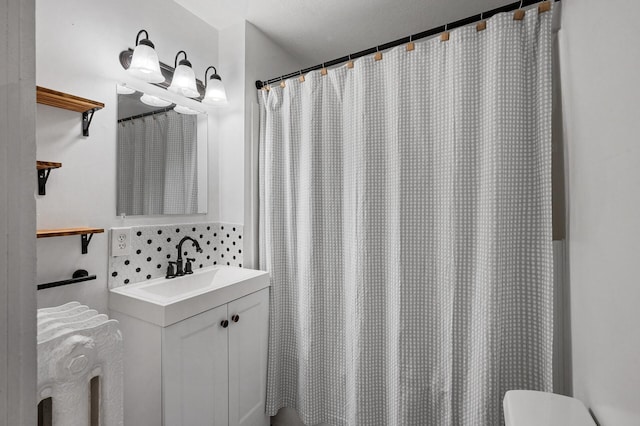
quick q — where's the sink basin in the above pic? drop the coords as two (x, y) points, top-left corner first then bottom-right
(109, 266), (269, 327)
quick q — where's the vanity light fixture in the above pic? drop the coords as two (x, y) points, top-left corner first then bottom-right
(174, 105), (200, 115)
(202, 66), (228, 105)
(168, 51), (200, 98)
(140, 94), (172, 108)
(128, 30), (164, 84)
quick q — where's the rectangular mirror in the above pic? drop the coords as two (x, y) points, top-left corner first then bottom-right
(117, 86), (207, 216)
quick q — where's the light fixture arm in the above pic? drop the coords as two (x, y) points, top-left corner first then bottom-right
(174, 50), (189, 68)
(204, 66), (221, 88)
(135, 29), (149, 46)
(205, 66), (217, 82)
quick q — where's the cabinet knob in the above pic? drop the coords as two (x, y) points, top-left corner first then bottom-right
(231, 314), (240, 323)
(220, 320), (229, 328)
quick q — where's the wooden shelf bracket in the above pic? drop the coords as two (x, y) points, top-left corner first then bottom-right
(82, 109), (97, 137)
(81, 233), (95, 254)
(36, 161), (62, 195)
(38, 168), (52, 195)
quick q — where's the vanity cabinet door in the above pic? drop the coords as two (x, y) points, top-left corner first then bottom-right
(227, 288), (270, 426)
(163, 304), (229, 426)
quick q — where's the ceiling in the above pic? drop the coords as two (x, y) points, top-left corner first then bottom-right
(174, 0), (511, 68)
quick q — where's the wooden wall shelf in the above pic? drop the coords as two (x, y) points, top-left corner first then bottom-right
(36, 86), (105, 136)
(37, 227), (104, 254)
(36, 227), (104, 238)
(36, 86), (104, 113)
(36, 161), (62, 170)
(36, 161), (62, 195)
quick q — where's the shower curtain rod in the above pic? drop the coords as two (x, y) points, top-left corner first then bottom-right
(117, 106), (174, 123)
(255, 0), (559, 89)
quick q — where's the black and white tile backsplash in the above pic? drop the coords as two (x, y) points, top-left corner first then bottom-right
(108, 222), (243, 288)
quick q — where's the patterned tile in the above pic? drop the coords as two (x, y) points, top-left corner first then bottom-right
(108, 222), (243, 288)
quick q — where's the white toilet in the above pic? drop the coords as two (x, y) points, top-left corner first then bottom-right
(504, 390), (596, 426)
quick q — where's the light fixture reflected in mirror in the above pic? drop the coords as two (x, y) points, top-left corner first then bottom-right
(168, 50), (200, 98)
(116, 84), (136, 95)
(203, 66), (227, 105)
(174, 105), (200, 115)
(140, 94), (172, 107)
(128, 30), (164, 84)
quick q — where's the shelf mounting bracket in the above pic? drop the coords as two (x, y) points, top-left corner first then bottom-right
(81, 233), (94, 254)
(37, 168), (52, 195)
(82, 108), (97, 137)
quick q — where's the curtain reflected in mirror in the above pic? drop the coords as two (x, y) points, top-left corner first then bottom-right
(117, 86), (207, 216)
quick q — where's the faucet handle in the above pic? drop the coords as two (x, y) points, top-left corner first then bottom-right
(166, 261), (176, 279)
(184, 258), (195, 275)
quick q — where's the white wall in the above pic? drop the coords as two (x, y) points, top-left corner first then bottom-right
(243, 23), (307, 268)
(218, 22), (247, 225)
(214, 21), (306, 267)
(0, 0), (37, 423)
(35, 0), (220, 312)
(559, 1), (640, 424)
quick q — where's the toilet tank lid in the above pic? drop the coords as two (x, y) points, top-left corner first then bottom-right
(504, 390), (596, 426)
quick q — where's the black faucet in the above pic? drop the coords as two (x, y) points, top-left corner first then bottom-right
(168, 236), (203, 278)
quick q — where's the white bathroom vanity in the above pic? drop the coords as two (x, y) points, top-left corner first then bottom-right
(109, 266), (270, 426)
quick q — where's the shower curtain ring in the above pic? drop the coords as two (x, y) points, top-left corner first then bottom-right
(374, 45), (382, 61)
(477, 11), (487, 31)
(347, 54), (354, 69)
(441, 23), (450, 41)
(514, 0), (526, 20)
(407, 34), (415, 51)
(321, 63), (327, 76)
(299, 70), (305, 83)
